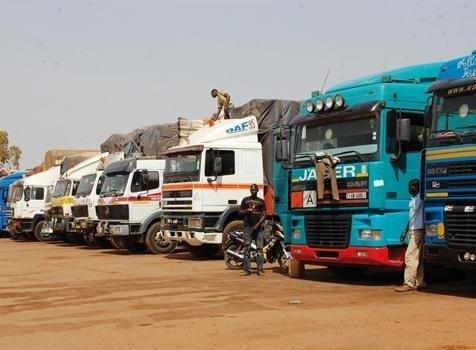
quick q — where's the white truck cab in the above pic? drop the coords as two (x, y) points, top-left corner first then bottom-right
(96, 157), (176, 254)
(41, 153), (105, 243)
(161, 116), (265, 257)
(8, 166), (61, 240)
(71, 153), (123, 247)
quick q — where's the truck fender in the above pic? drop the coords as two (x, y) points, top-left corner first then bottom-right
(32, 214), (46, 230)
(139, 210), (162, 235)
(216, 205), (241, 231)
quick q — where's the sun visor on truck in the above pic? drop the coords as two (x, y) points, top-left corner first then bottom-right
(427, 76), (476, 94)
(104, 159), (137, 175)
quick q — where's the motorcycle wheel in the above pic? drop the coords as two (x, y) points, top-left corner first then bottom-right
(224, 242), (244, 270)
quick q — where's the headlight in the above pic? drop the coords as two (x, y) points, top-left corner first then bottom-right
(325, 96), (334, 110)
(188, 217), (202, 229)
(359, 229), (382, 240)
(426, 223), (444, 238)
(315, 98), (325, 112)
(292, 228), (301, 239)
(112, 226), (122, 235)
(425, 224), (438, 236)
(305, 101), (314, 113)
(335, 95), (345, 108)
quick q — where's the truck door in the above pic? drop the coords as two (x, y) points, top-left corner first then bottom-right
(203, 149), (239, 212)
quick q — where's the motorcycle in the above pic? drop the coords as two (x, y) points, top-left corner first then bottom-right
(224, 223), (292, 271)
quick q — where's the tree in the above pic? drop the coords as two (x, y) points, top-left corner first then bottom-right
(0, 131), (22, 170)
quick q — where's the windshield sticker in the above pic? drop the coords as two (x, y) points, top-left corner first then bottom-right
(446, 83), (476, 97)
(373, 179), (384, 187)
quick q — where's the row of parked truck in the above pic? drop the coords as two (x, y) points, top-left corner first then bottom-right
(1, 50), (476, 282)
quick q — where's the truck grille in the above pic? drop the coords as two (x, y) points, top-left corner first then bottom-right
(71, 205), (88, 218)
(163, 190), (192, 198)
(445, 210), (476, 247)
(305, 214), (351, 248)
(96, 205), (129, 220)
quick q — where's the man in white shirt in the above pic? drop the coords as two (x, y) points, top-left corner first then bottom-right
(395, 179), (425, 292)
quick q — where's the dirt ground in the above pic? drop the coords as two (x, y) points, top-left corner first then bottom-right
(0, 239), (476, 350)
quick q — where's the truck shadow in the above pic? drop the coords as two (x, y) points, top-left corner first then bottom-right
(163, 251), (223, 261)
(418, 280), (476, 299)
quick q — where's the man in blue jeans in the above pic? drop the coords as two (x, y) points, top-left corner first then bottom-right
(240, 184), (267, 276)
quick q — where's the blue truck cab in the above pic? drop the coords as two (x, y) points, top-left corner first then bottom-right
(287, 63), (440, 278)
(0, 171), (26, 232)
(423, 51), (476, 279)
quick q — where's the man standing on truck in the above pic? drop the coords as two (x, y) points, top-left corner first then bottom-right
(240, 184), (266, 276)
(395, 179), (425, 292)
(211, 89), (232, 120)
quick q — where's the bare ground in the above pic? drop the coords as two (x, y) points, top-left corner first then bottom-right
(0, 238), (475, 350)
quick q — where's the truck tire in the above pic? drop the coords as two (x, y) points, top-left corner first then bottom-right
(145, 222), (177, 254)
(222, 220), (244, 251)
(110, 236), (125, 249)
(66, 232), (84, 245)
(289, 259), (305, 278)
(328, 266), (367, 279)
(33, 221), (46, 241)
(187, 244), (219, 258)
(95, 237), (111, 249)
(123, 239), (147, 253)
(82, 232), (95, 247)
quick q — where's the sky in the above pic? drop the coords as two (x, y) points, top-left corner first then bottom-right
(0, 0), (474, 168)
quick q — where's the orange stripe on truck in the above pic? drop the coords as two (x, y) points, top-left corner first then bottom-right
(162, 183), (264, 191)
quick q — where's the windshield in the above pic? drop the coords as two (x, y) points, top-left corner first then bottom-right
(432, 93), (476, 135)
(101, 172), (129, 197)
(11, 186), (23, 203)
(164, 153), (201, 183)
(53, 180), (72, 198)
(295, 116), (378, 160)
(76, 174), (96, 197)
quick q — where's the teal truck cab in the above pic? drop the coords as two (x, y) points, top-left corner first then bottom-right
(423, 51), (476, 280)
(288, 63), (440, 278)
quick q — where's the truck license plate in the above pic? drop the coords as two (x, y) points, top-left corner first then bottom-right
(346, 192), (367, 199)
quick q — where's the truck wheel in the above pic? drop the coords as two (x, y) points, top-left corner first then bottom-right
(123, 239), (147, 253)
(328, 266), (368, 279)
(289, 259), (305, 278)
(145, 222), (177, 254)
(95, 237), (111, 249)
(222, 220), (244, 252)
(34, 221), (53, 242)
(66, 232), (84, 245)
(187, 244), (219, 258)
(110, 236), (125, 249)
(82, 232), (96, 247)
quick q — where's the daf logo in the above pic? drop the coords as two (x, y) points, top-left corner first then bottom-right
(105, 207), (110, 217)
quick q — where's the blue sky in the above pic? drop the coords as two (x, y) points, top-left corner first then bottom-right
(0, 0), (474, 167)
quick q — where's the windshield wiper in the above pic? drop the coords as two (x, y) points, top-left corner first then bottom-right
(431, 129), (464, 144)
(333, 150), (364, 162)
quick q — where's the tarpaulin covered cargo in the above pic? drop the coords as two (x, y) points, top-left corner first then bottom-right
(229, 99), (301, 186)
(43, 150), (100, 171)
(100, 119), (203, 158)
(59, 153), (101, 175)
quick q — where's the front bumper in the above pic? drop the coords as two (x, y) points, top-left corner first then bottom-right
(424, 243), (476, 270)
(291, 244), (405, 268)
(9, 219), (34, 233)
(96, 221), (141, 238)
(71, 218), (97, 233)
(164, 230), (222, 246)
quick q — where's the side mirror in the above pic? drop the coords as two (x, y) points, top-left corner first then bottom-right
(397, 118), (411, 143)
(214, 157), (223, 174)
(276, 139), (289, 162)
